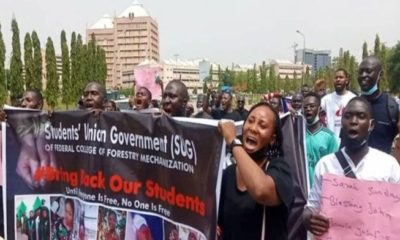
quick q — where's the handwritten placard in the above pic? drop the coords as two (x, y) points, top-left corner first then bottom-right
(318, 174), (400, 240)
(134, 67), (162, 99)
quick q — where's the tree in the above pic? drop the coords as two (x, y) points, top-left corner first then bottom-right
(9, 18), (24, 104)
(362, 41), (368, 59)
(388, 42), (400, 93)
(348, 56), (358, 91)
(217, 65), (222, 88)
(70, 32), (80, 103)
(87, 33), (97, 81)
(0, 23), (7, 105)
(252, 64), (258, 93)
(61, 30), (71, 108)
(374, 34), (381, 56)
(259, 61), (268, 92)
(24, 32), (34, 89)
(379, 44), (389, 91)
(76, 34), (86, 97)
(283, 75), (290, 93)
(80, 43), (89, 87)
(269, 64), (276, 91)
(44, 37), (59, 109)
(31, 30), (42, 91)
(97, 46), (107, 85)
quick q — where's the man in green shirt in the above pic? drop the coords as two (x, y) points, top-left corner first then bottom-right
(303, 92), (338, 187)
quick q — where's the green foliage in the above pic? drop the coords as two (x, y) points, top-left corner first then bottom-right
(70, 32), (80, 103)
(259, 61), (268, 92)
(374, 34), (381, 56)
(379, 44), (389, 91)
(388, 42), (400, 93)
(220, 67), (233, 87)
(362, 41), (368, 59)
(61, 30), (71, 108)
(269, 65), (276, 91)
(97, 46), (107, 85)
(10, 18), (24, 104)
(76, 34), (86, 97)
(31, 30), (42, 91)
(87, 33), (97, 82)
(24, 32), (34, 89)
(44, 37), (59, 109)
(348, 56), (358, 91)
(0, 23), (7, 105)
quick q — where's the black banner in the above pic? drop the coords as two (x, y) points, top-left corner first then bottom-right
(3, 110), (224, 240)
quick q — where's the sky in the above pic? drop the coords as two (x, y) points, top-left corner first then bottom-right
(0, 0), (400, 65)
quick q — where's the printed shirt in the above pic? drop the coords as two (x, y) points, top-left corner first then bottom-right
(306, 126), (338, 187)
(306, 147), (400, 213)
(321, 91), (356, 143)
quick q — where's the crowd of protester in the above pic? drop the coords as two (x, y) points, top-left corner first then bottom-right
(1, 55), (400, 239)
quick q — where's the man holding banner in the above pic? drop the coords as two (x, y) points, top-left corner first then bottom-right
(303, 97), (400, 237)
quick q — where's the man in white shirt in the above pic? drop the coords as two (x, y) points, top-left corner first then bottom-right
(303, 96), (400, 237)
(321, 69), (356, 143)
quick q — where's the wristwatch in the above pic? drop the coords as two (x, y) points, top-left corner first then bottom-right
(229, 138), (242, 149)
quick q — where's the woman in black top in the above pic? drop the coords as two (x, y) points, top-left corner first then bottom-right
(218, 102), (294, 240)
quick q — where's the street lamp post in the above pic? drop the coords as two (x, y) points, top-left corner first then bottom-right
(296, 30), (306, 85)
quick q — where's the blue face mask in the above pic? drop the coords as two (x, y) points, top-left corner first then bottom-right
(306, 115), (320, 126)
(361, 83), (378, 96)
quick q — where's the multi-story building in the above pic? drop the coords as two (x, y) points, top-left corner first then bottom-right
(161, 59), (219, 94)
(87, 1), (160, 88)
(268, 60), (307, 79)
(295, 49), (331, 73)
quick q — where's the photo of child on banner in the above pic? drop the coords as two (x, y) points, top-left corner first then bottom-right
(125, 212), (163, 240)
(50, 197), (83, 240)
(97, 207), (126, 240)
(15, 195), (50, 240)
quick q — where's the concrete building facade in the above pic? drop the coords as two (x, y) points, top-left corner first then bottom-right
(295, 49), (331, 73)
(87, 1), (160, 88)
(268, 60), (307, 79)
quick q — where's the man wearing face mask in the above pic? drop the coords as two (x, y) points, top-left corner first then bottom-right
(303, 92), (337, 187)
(358, 56), (400, 154)
(303, 97), (400, 237)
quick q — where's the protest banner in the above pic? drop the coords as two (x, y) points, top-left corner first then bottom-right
(134, 66), (162, 99)
(199, 60), (211, 83)
(281, 114), (308, 240)
(319, 173), (400, 240)
(2, 110), (224, 240)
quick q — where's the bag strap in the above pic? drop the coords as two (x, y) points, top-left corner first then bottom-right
(260, 161), (270, 240)
(261, 207), (266, 240)
(335, 149), (357, 179)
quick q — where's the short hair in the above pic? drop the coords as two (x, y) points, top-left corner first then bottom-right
(166, 80), (189, 100)
(237, 95), (245, 101)
(25, 90), (43, 102)
(335, 68), (349, 78)
(222, 91), (232, 100)
(304, 92), (321, 106)
(345, 96), (373, 117)
(105, 100), (118, 111)
(314, 79), (326, 90)
(138, 86), (152, 100)
(85, 82), (106, 99)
